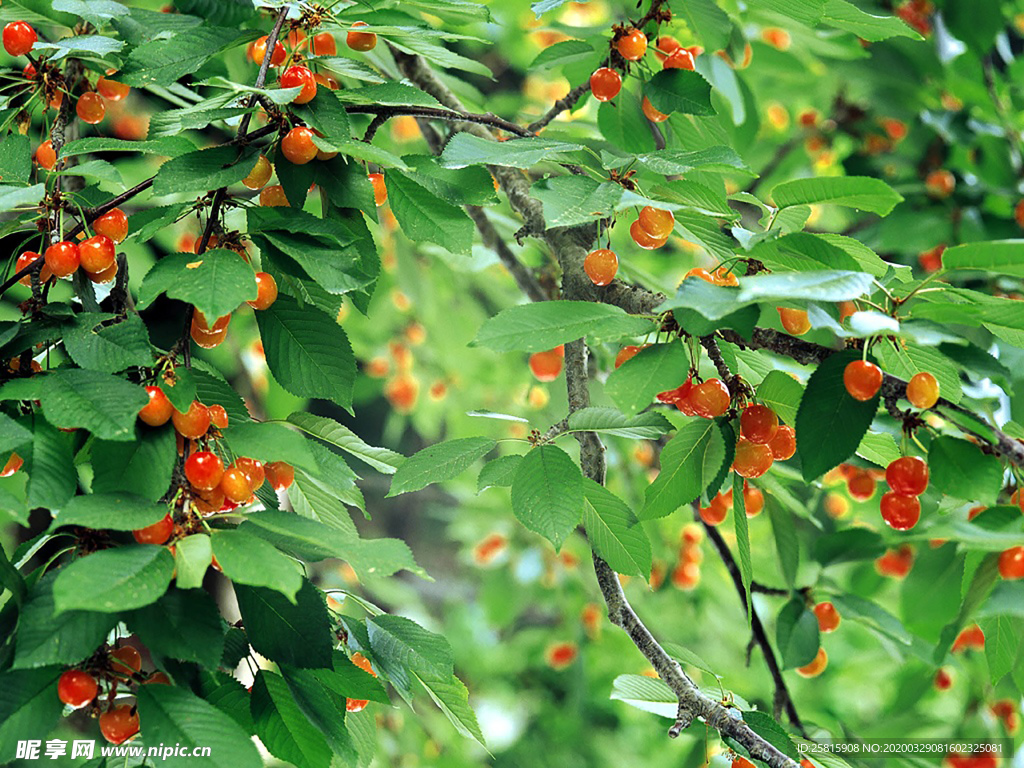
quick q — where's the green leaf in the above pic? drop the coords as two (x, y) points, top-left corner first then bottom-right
(92, 427), (176, 501)
(671, 0), (733, 51)
(566, 407), (673, 439)
(641, 419), (725, 520)
(856, 431), (902, 468)
(510, 444), (584, 549)
(60, 136), (196, 159)
(63, 314), (153, 373)
(732, 473), (753, 623)
(531, 177), (624, 228)
(605, 342), (689, 415)
(821, 0), (922, 40)
(770, 176), (903, 216)
(53, 545), (174, 614)
(33, 34), (123, 59)
(212, 528), (303, 600)
(127, 588), (224, 668)
(766, 495), (799, 589)
(239, 510), (354, 564)
(941, 240), (1024, 276)
(175, 533), (212, 591)
(137, 684), (263, 768)
(901, 548), (963, 640)
(582, 478), (652, 577)
(756, 371), (804, 426)
(830, 594), (913, 647)
(54, 493), (167, 531)
(322, 651), (389, 703)
(979, 615), (1024, 684)
(368, 614), (454, 678)
(478, 455), (523, 492)
(0, 134), (31, 184)
(386, 171), (474, 256)
(251, 670), (332, 768)
(415, 670), (487, 747)
(23, 420), (75, 511)
(796, 350), (879, 481)
(0, 667), (64, 746)
(748, 0), (824, 25)
(529, 38), (596, 70)
(119, 25), (257, 86)
(388, 437), (495, 497)
(277, 666), (357, 763)
(776, 598), (820, 669)
(222, 422), (316, 474)
(927, 437), (1003, 505)
(256, 296), (356, 407)
(742, 710), (800, 760)
(0, 183), (45, 213)
(474, 301), (655, 352)
(287, 413), (404, 474)
(439, 133), (583, 169)
(645, 69), (715, 116)
(610, 673), (677, 717)
(608, 146), (751, 177)
(172, 0), (255, 25)
(401, 156), (499, 207)
(153, 144), (261, 197)
(138, 249), (257, 321)
(235, 580), (334, 668)
(0, 413), (31, 454)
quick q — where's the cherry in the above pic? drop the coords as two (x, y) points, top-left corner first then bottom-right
(796, 647), (828, 678)
(3, 21), (36, 56)
(94, 208), (129, 243)
(743, 484), (764, 517)
(57, 669), (98, 708)
(768, 425), (796, 460)
(590, 67), (622, 102)
(584, 248), (618, 286)
(286, 29), (306, 49)
(740, 404), (778, 444)
(663, 48), (695, 70)
(934, 667), (953, 690)
(1016, 199), (1024, 230)
(733, 438), (774, 478)
(185, 451), (225, 491)
(96, 71), (129, 102)
(875, 545), (914, 578)
(260, 184), (289, 207)
(311, 32), (337, 56)
(279, 65), (317, 104)
(732, 757), (756, 768)
(712, 266), (738, 286)
(281, 126), (318, 165)
(314, 72), (340, 91)
(616, 28), (647, 61)
(191, 322), (227, 349)
(925, 169), (955, 198)
(78, 234), (116, 274)
(369, 173), (387, 206)
(885, 456), (928, 496)
(44, 241), (80, 278)
(133, 514), (174, 545)
(220, 466), (253, 503)
(35, 140), (56, 170)
(629, 219), (667, 249)
(193, 310), (230, 334)
(918, 244), (945, 273)
(699, 496), (728, 525)
(690, 378), (730, 418)
(208, 404), (229, 429)
(251, 35), (286, 66)
(685, 267), (713, 282)
(529, 345), (564, 382)
(998, 546), (1024, 580)
(347, 22), (377, 52)
(641, 96), (669, 123)
(145, 671), (171, 685)
(654, 36), (681, 60)
(681, 523), (703, 546)
(846, 470), (876, 501)
(952, 623), (985, 652)
(266, 461), (295, 490)
(99, 705), (139, 745)
(880, 491), (920, 530)
(344, 651), (378, 712)
(193, 485), (225, 515)
(110, 645), (142, 677)
(1, 452), (23, 477)
(906, 371), (939, 409)
(813, 601), (841, 632)
(638, 207), (675, 239)
(139, 386), (173, 426)
(777, 307), (811, 336)
(242, 155), (273, 190)
(172, 400), (211, 439)
(385, 375), (419, 412)
(76, 92), (106, 125)
(247, 272), (279, 310)
(762, 27), (791, 50)
(88, 262), (117, 284)
(235, 457), (266, 489)
(657, 378), (695, 413)
(844, 360), (882, 401)
(15, 250), (43, 285)
(671, 561), (701, 590)
(615, 345), (645, 368)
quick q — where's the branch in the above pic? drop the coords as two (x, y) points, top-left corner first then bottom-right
(347, 104), (534, 139)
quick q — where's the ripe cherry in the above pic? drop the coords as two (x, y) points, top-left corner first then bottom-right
(35, 140), (56, 170)
(671, 561), (701, 590)
(385, 375), (419, 412)
(663, 48), (695, 70)
(220, 466), (253, 504)
(133, 514), (175, 545)
(251, 35), (286, 66)
(266, 461), (295, 490)
(796, 647), (828, 678)
(110, 645), (142, 678)
(260, 184), (289, 207)
(685, 267), (713, 283)
(314, 72), (340, 91)
(185, 451), (225, 491)
(615, 345), (645, 368)
(369, 173), (387, 206)
(44, 241), (80, 278)
(235, 457), (266, 489)
(79, 234), (116, 274)
(641, 96), (669, 123)
(712, 267), (738, 286)
(690, 378), (730, 418)
(846, 470), (876, 501)
(584, 248), (618, 286)
(732, 757), (756, 768)
(886, 456), (928, 496)
(699, 495), (729, 525)
(242, 155), (273, 190)
(145, 671), (171, 685)
(925, 169), (955, 198)
(88, 262), (117, 284)
(768, 425), (796, 460)
(777, 307), (811, 336)
(3, 21), (37, 56)
(934, 667), (953, 690)
(247, 272), (279, 310)
(347, 22), (377, 52)
(629, 219), (667, 250)
(344, 651), (378, 712)
(654, 35), (681, 60)
(844, 360), (882, 401)
(281, 126), (318, 165)
(813, 601), (841, 633)
(99, 705), (140, 745)
(906, 371), (939, 409)
(279, 65), (317, 104)
(880, 491), (920, 530)
(94, 208), (129, 243)
(733, 438), (774, 478)
(918, 244), (945, 273)
(139, 385), (173, 426)
(191, 323), (227, 349)
(1, 452), (23, 477)
(208, 404), (229, 430)
(57, 669), (98, 708)
(616, 28), (647, 61)
(76, 92), (106, 125)
(529, 346), (564, 382)
(998, 546), (1024, 580)
(15, 251), (43, 286)
(638, 207), (675, 239)
(311, 32), (337, 56)
(590, 67), (622, 102)
(744, 484), (764, 517)
(96, 71), (129, 102)
(658, 378), (695, 412)
(172, 400), (211, 439)
(952, 623), (985, 652)
(740, 404), (778, 444)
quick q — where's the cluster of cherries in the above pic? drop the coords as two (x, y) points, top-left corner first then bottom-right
(583, 206), (679, 288)
(789, 600), (842, 680)
(671, 522), (705, 590)
(16, 208), (128, 287)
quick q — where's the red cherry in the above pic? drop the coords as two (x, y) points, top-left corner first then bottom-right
(281, 126), (318, 165)
(94, 208), (129, 243)
(79, 234), (116, 274)
(133, 514), (175, 545)
(247, 272), (279, 310)
(260, 184), (289, 207)
(110, 645), (142, 677)
(57, 669), (98, 708)
(96, 71), (129, 102)
(733, 438), (774, 478)
(35, 140), (56, 170)
(529, 345), (564, 382)
(844, 360), (882, 401)
(906, 372), (939, 409)
(345, 652), (377, 712)
(699, 495), (728, 526)
(638, 207), (675, 239)
(777, 307), (811, 335)
(184, 451), (225, 491)
(88, 262), (117, 284)
(3, 21), (37, 56)
(813, 601), (841, 632)
(690, 378), (730, 418)
(641, 96), (669, 123)
(743, 484), (764, 517)
(584, 248), (618, 286)
(615, 345), (645, 368)
(311, 32), (337, 56)
(208, 404), (229, 430)
(875, 544), (914, 578)
(685, 267), (713, 282)
(880, 491), (920, 530)
(44, 241), (80, 278)
(347, 21), (377, 52)
(139, 385), (173, 426)
(76, 92), (106, 125)
(242, 155), (273, 190)
(99, 705), (139, 745)
(235, 457), (265, 489)
(998, 546), (1024, 580)
(925, 169), (955, 198)
(251, 35), (286, 66)
(220, 466), (253, 503)
(279, 65), (318, 104)
(952, 623), (985, 652)
(629, 219), (667, 249)
(846, 470), (876, 501)
(590, 67), (622, 102)
(796, 648), (828, 678)
(885, 456), (928, 496)
(768, 425), (796, 460)
(15, 251), (44, 286)
(663, 48), (695, 70)
(739, 404), (778, 444)
(171, 400), (211, 439)
(266, 461), (295, 490)
(732, 757), (756, 768)
(616, 28), (647, 61)
(368, 173), (387, 206)
(934, 667), (953, 690)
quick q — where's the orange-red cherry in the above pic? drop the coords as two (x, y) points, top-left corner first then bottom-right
(615, 345), (645, 368)
(79, 234), (116, 274)
(311, 32), (337, 56)
(242, 155), (273, 190)
(247, 272), (278, 310)
(906, 372), (939, 409)
(172, 400), (211, 439)
(15, 251), (44, 286)
(690, 378), (730, 418)
(584, 249), (618, 286)
(99, 706), (139, 745)
(96, 72), (129, 102)
(629, 219), (667, 249)
(796, 648), (828, 678)
(57, 669), (98, 708)
(744, 484), (764, 517)
(590, 67), (622, 102)
(740, 404), (778, 444)
(3, 21), (37, 56)
(235, 457), (266, 489)
(880, 491), (920, 530)
(220, 466), (253, 504)
(184, 451), (224, 491)
(345, 652), (377, 712)
(133, 514), (175, 545)
(529, 346), (564, 382)
(266, 461), (295, 490)
(35, 140), (56, 170)
(641, 96), (668, 123)
(846, 470), (876, 501)
(251, 35), (286, 66)
(110, 645), (142, 677)
(44, 241), (80, 278)
(813, 601), (841, 632)
(260, 184), (289, 207)
(998, 546), (1024, 580)
(139, 386), (173, 426)
(94, 208), (128, 243)
(778, 307), (811, 336)
(844, 360), (882, 401)
(733, 438), (774, 478)
(886, 456), (928, 496)
(638, 207), (675, 239)
(369, 173), (387, 206)
(279, 65), (317, 104)
(281, 126), (318, 164)
(768, 425), (796, 460)
(616, 28), (647, 61)
(347, 22), (377, 52)
(76, 92), (106, 124)
(663, 48), (695, 70)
